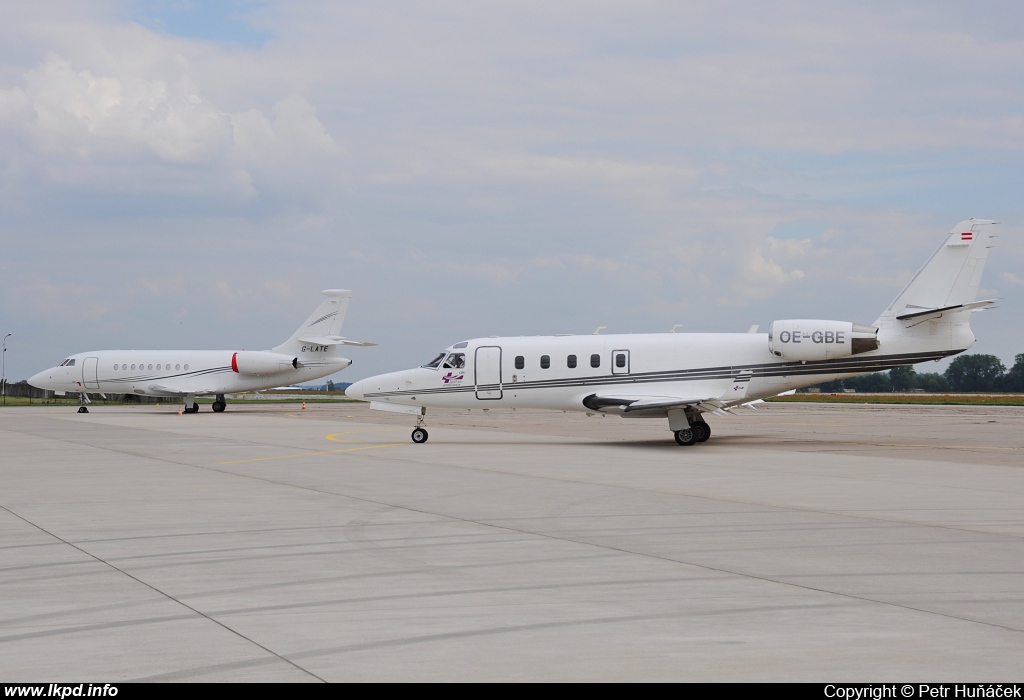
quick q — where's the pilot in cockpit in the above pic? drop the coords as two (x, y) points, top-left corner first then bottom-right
(443, 353), (466, 369)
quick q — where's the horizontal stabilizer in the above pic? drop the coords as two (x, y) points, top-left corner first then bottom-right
(297, 335), (378, 347)
(895, 299), (997, 321)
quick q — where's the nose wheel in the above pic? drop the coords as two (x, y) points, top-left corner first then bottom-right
(77, 406), (89, 414)
(410, 410), (429, 444)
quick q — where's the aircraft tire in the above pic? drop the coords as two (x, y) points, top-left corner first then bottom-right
(78, 406), (89, 414)
(694, 421), (711, 443)
(411, 428), (429, 444)
(674, 428), (696, 446)
(212, 401), (225, 413)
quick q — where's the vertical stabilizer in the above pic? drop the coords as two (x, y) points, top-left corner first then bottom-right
(273, 290), (352, 354)
(876, 219), (996, 324)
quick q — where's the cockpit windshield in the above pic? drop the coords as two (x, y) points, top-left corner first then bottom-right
(422, 352), (447, 369)
(60, 359), (75, 367)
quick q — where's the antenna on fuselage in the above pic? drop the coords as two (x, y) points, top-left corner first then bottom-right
(669, 325), (684, 333)
(592, 326), (607, 335)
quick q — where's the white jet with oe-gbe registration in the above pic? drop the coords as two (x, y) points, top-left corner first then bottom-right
(346, 219), (998, 446)
(29, 290), (373, 413)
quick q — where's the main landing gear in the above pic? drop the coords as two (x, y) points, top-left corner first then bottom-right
(668, 407), (710, 446)
(411, 411), (428, 444)
(674, 421), (711, 446)
(212, 395), (226, 413)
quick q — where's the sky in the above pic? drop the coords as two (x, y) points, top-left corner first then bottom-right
(1, 0), (1022, 383)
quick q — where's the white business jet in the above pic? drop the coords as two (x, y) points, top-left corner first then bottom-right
(346, 219), (997, 446)
(29, 290), (373, 413)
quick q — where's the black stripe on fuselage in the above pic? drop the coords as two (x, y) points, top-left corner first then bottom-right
(98, 367), (233, 385)
(361, 349), (957, 399)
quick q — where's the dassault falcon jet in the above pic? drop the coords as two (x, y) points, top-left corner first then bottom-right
(346, 219), (998, 445)
(29, 289), (373, 413)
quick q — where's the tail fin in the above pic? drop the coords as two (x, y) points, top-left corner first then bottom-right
(272, 290), (352, 355)
(875, 219), (997, 325)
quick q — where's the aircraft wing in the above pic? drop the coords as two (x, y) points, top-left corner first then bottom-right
(583, 393), (745, 416)
(583, 372), (757, 416)
(148, 384), (213, 396)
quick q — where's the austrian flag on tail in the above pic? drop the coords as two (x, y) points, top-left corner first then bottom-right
(962, 231), (973, 241)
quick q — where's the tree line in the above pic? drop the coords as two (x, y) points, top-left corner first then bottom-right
(809, 353), (1024, 393)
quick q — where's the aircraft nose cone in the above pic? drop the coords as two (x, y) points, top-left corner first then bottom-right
(28, 370), (52, 390)
(345, 379), (365, 400)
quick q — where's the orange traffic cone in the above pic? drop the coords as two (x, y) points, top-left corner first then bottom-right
(178, 405), (183, 416)
(302, 401), (306, 410)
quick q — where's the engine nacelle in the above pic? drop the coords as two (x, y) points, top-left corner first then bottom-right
(768, 320), (879, 361)
(231, 351), (298, 375)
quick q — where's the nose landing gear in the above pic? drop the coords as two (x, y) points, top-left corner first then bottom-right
(411, 411), (428, 443)
(77, 392), (90, 414)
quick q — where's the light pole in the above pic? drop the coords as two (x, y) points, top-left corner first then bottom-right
(2, 333), (10, 406)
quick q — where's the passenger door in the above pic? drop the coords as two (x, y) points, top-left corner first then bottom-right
(475, 346), (502, 400)
(83, 357), (100, 389)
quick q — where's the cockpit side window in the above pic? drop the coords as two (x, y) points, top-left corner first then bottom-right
(422, 352), (447, 369)
(442, 353), (466, 369)
(66, 359), (76, 367)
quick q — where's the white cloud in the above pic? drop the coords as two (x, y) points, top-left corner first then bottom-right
(20, 53), (232, 163)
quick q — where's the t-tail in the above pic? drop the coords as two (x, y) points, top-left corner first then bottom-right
(874, 218), (997, 355)
(272, 289), (376, 358)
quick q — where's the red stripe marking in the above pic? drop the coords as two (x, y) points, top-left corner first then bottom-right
(231, 352), (239, 373)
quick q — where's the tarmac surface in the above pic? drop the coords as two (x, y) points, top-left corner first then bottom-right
(1, 401), (1022, 682)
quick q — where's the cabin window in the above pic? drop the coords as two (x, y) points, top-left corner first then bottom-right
(567, 354), (577, 368)
(114, 364), (119, 370)
(131, 364), (136, 370)
(148, 364), (153, 370)
(422, 352), (446, 369)
(540, 355), (550, 369)
(515, 356), (524, 369)
(616, 353), (626, 368)
(590, 354), (600, 368)
(176, 364), (180, 370)
(184, 364), (189, 370)
(156, 364), (162, 370)
(442, 353), (466, 369)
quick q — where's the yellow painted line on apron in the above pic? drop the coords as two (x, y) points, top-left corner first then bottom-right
(217, 442), (406, 465)
(835, 441), (1023, 451)
(325, 429), (397, 442)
